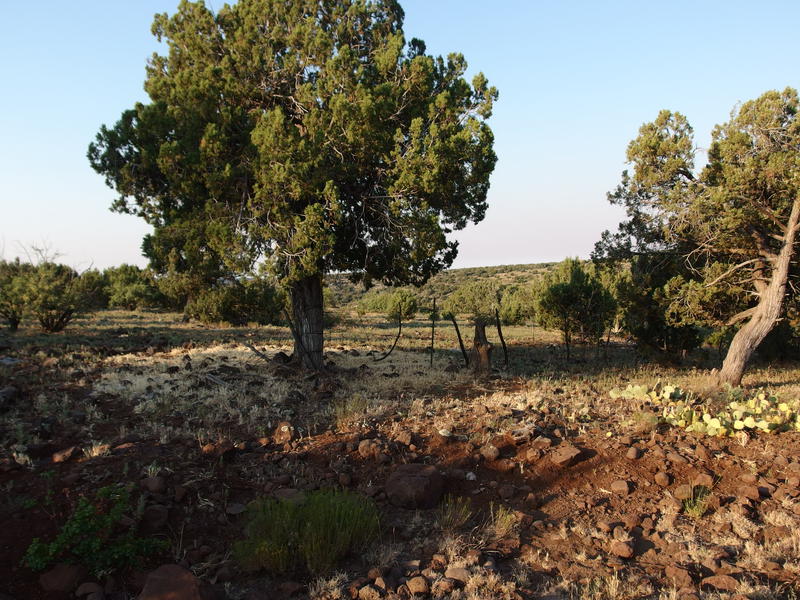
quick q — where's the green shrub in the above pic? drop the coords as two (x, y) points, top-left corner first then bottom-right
(384, 289), (418, 323)
(186, 286), (233, 324)
(186, 277), (284, 325)
(104, 264), (162, 310)
(536, 258), (616, 356)
(0, 259), (33, 331)
(23, 263), (98, 332)
(234, 489), (379, 576)
(23, 485), (165, 577)
(437, 494), (473, 532)
(78, 269), (110, 310)
(499, 285), (535, 325)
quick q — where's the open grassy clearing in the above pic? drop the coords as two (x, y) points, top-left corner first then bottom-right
(1, 310), (800, 600)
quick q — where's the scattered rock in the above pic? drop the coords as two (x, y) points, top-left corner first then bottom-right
(358, 439), (382, 460)
(141, 476), (166, 494)
(664, 565), (693, 588)
(674, 484), (693, 501)
(549, 444), (582, 467)
(444, 566), (470, 584)
(740, 472), (758, 484)
(667, 451), (688, 465)
(395, 431), (413, 446)
(693, 473), (715, 489)
(174, 485), (188, 502)
(612, 527), (633, 544)
(525, 447), (543, 462)
(278, 581), (303, 597)
(480, 444), (500, 461)
(141, 505), (169, 533)
(273, 421), (295, 445)
(0, 385), (19, 409)
(739, 485), (761, 502)
(201, 440), (235, 459)
(764, 525), (790, 545)
(610, 541), (634, 559)
(498, 484), (515, 500)
(385, 464), (443, 509)
(139, 564), (217, 600)
(52, 446), (77, 463)
(654, 472), (671, 487)
(358, 584), (383, 600)
(226, 503), (246, 515)
(432, 578), (457, 595)
(701, 574), (738, 591)
(406, 576), (429, 595)
(76, 582), (104, 597)
(626, 447), (639, 459)
(610, 480), (631, 495)
(39, 563), (86, 592)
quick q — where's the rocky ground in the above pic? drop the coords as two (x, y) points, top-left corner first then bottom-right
(1, 329), (800, 600)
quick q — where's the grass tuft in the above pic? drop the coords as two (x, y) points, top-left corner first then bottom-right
(234, 489), (379, 576)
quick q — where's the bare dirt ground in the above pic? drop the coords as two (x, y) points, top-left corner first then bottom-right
(2, 311), (800, 600)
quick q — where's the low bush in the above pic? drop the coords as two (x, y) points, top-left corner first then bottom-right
(23, 485), (165, 577)
(17, 262), (100, 332)
(0, 259), (33, 331)
(234, 489), (379, 576)
(105, 264), (162, 310)
(186, 277), (284, 326)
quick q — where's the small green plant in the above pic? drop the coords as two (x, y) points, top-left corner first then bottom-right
(23, 485), (166, 577)
(437, 494), (473, 532)
(485, 502), (519, 541)
(234, 489), (379, 576)
(332, 394), (372, 429)
(682, 485), (712, 519)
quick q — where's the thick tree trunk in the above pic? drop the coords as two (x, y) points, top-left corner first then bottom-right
(716, 199), (800, 386)
(289, 274), (325, 370)
(472, 322), (493, 376)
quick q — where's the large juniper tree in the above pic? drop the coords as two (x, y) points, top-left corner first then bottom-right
(89, 0), (497, 369)
(598, 88), (800, 386)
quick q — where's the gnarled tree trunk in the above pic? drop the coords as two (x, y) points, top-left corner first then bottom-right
(289, 274), (324, 370)
(472, 322), (493, 376)
(716, 198), (800, 386)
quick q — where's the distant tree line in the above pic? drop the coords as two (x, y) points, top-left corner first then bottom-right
(0, 259), (284, 332)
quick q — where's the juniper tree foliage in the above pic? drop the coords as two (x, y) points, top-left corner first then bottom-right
(89, 0), (497, 369)
(0, 260), (33, 331)
(597, 89), (800, 385)
(536, 259), (616, 358)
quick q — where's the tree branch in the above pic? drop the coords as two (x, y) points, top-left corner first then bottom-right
(704, 259), (761, 288)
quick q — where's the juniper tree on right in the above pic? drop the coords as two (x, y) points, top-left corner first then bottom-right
(599, 88), (800, 386)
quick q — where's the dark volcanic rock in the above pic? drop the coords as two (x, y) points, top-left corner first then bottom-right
(385, 464), (443, 509)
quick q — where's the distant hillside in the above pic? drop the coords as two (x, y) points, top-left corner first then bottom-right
(326, 262), (557, 308)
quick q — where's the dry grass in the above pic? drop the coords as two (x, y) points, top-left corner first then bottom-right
(308, 572), (347, 599)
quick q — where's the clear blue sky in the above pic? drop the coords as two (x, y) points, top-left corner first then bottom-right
(2, 1), (798, 270)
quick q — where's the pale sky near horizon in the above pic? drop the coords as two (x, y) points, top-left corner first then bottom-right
(1, 1), (798, 271)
